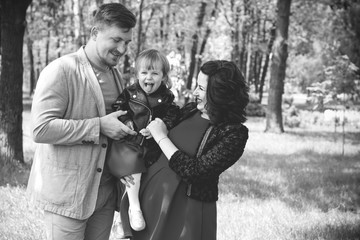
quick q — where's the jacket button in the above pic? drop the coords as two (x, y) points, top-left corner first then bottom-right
(101, 143), (107, 148)
(97, 168), (102, 172)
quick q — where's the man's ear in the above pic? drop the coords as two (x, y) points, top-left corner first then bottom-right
(90, 26), (98, 40)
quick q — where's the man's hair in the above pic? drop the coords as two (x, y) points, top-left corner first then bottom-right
(92, 3), (136, 30)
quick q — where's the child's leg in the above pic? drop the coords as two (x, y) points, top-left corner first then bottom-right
(126, 173), (146, 231)
(126, 173), (141, 211)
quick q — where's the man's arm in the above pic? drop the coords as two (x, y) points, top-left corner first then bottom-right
(32, 60), (135, 145)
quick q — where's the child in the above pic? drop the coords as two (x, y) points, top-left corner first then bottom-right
(108, 49), (180, 231)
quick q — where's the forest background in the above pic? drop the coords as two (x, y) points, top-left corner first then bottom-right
(0, 0), (359, 165)
(0, 0), (360, 239)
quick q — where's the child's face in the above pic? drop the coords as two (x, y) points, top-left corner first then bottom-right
(138, 65), (164, 95)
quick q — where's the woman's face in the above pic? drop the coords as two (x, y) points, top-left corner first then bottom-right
(194, 71), (208, 116)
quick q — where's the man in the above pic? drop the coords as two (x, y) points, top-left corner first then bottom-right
(27, 3), (137, 240)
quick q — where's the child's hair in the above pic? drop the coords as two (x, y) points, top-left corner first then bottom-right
(135, 49), (172, 88)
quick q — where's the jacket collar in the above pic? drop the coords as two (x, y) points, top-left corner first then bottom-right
(76, 46), (124, 117)
(129, 82), (169, 105)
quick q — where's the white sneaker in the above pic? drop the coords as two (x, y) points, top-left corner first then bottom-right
(128, 208), (146, 231)
(111, 212), (126, 239)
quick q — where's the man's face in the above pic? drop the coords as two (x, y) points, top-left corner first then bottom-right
(93, 24), (132, 67)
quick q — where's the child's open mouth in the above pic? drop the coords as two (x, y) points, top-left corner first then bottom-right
(143, 82), (155, 93)
(144, 83), (154, 87)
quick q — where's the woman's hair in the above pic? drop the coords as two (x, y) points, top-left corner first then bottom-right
(200, 60), (249, 125)
(92, 3), (136, 30)
(135, 49), (172, 88)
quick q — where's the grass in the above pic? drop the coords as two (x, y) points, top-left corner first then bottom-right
(1, 113), (360, 240)
(217, 117), (360, 240)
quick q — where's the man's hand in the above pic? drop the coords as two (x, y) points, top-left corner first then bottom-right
(100, 111), (136, 140)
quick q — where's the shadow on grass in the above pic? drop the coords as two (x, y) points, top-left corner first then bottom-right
(0, 161), (31, 187)
(295, 222), (360, 240)
(220, 150), (360, 213)
(286, 129), (360, 144)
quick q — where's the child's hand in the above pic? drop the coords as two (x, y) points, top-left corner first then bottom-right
(125, 121), (134, 131)
(120, 175), (135, 188)
(139, 128), (153, 139)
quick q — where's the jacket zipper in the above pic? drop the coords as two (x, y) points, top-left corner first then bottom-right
(187, 184), (192, 196)
(129, 98), (152, 146)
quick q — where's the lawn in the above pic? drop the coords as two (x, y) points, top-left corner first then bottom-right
(0, 111), (360, 240)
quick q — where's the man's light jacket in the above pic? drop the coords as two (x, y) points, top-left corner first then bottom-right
(27, 47), (124, 220)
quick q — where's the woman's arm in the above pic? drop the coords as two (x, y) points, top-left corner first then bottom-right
(146, 118), (179, 159)
(147, 118), (248, 183)
(169, 126), (248, 183)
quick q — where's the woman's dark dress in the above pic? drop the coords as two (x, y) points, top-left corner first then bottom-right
(132, 111), (216, 240)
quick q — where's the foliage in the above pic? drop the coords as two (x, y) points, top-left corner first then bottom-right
(21, 0), (360, 101)
(286, 0), (360, 98)
(325, 55), (360, 96)
(246, 102), (266, 117)
(283, 105), (301, 128)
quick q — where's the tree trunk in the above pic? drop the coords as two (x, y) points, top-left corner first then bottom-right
(239, 0), (249, 73)
(230, 0), (241, 67)
(259, 23), (276, 103)
(73, 0), (82, 48)
(176, 30), (186, 66)
(265, 0), (291, 133)
(0, 0), (32, 165)
(186, 1), (207, 90)
(26, 27), (35, 96)
(36, 46), (41, 81)
(25, 3), (35, 96)
(45, 22), (50, 65)
(137, 0), (144, 55)
(141, 7), (155, 48)
(253, 51), (260, 93)
(162, 0), (173, 50)
(245, 35), (252, 84)
(253, 15), (262, 93)
(55, 28), (61, 58)
(197, 0), (219, 69)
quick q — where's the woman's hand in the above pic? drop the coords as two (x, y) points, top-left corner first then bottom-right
(147, 118), (168, 143)
(148, 118), (178, 159)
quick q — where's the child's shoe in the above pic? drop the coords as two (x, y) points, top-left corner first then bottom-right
(128, 208), (146, 231)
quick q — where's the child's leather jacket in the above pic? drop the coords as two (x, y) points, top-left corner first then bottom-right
(112, 82), (180, 166)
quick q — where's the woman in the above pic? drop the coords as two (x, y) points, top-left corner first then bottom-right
(120, 60), (249, 240)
